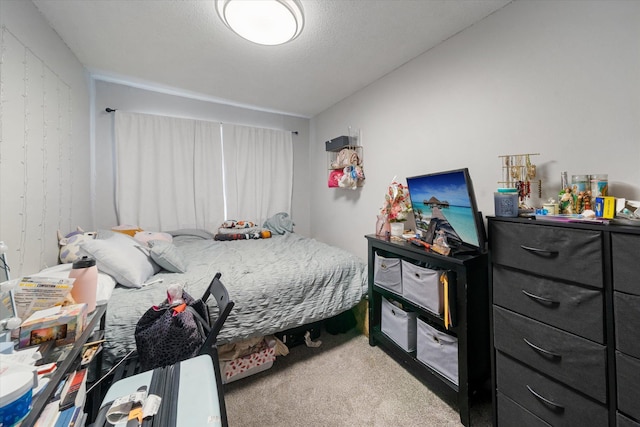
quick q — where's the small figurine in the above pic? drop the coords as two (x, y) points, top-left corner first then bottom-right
(432, 230), (451, 256)
(583, 190), (592, 211)
(559, 187), (575, 214)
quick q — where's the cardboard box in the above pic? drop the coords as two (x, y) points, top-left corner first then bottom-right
(19, 303), (88, 348)
(595, 196), (616, 219)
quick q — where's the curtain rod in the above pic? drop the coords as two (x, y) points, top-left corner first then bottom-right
(105, 108), (298, 134)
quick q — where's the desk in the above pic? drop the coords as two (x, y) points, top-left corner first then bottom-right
(21, 304), (107, 425)
(97, 354), (224, 427)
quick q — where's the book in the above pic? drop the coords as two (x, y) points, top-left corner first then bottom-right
(59, 368), (88, 411)
(68, 406), (84, 427)
(34, 399), (61, 427)
(54, 405), (76, 427)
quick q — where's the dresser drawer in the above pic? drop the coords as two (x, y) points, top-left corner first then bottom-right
(496, 352), (608, 427)
(614, 291), (640, 359)
(493, 306), (607, 403)
(490, 221), (603, 288)
(497, 392), (552, 427)
(612, 233), (640, 295)
(493, 266), (604, 343)
(617, 351), (640, 422)
(618, 412), (640, 427)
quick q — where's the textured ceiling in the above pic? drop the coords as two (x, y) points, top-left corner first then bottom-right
(33, 0), (511, 118)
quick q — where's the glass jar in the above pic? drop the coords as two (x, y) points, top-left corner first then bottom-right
(590, 174), (608, 197)
(571, 174), (589, 194)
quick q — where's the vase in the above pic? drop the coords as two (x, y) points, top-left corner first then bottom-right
(390, 222), (404, 237)
(376, 215), (391, 237)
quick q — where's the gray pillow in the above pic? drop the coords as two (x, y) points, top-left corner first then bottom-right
(148, 240), (187, 273)
(166, 229), (214, 240)
(80, 232), (160, 288)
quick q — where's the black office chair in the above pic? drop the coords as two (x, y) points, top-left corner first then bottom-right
(199, 272), (234, 427)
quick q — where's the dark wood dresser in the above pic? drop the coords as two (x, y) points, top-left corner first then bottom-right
(488, 216), (640, 426)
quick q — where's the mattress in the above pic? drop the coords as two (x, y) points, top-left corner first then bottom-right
(103, 233), (367, 365)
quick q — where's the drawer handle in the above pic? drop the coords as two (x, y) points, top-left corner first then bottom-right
(520, 245), (559, 257)
(523, 338), (562, 360)
(521, 290), (560, 306)
(526, 385), (565, 412)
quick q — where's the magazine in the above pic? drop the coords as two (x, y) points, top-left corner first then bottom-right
(11, 276), (74, 320)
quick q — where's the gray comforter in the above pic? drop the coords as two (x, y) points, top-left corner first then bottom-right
(103, 233), (367, 365)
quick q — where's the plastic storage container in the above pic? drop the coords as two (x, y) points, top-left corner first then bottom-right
(494, 189), (519, 217)
(381, 297), (417, 352)
(0, 369), (36, 426)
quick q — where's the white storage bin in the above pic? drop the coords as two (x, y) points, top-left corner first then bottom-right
(381, 297), (417, 352)
(416, 318), (458, 385)
(374, 253), (402, 294)
(401, 260), (444, 315)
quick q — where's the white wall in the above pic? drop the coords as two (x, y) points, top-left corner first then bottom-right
(310, 0), (640, 261)
(93, 80), (311, 236)
(0, 0), (91, 276)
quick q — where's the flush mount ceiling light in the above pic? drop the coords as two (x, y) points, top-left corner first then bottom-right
(216, 0), (304, 46)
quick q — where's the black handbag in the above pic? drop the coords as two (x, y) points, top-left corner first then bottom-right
(134, 291), (210, 371)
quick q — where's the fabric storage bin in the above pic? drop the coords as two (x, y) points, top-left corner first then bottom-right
(401, 260), (444, 314)
(381, 297), (417, 352)
(374, 253), (402, 294)
(416, 318), (458, 385)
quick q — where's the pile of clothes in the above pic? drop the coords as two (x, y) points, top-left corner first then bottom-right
(213, 212), (295, 241)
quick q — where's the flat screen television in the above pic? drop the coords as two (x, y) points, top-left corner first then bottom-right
(406, 168), (486, 254)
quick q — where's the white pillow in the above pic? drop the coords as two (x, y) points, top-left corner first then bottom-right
(80, 232), (160, 288)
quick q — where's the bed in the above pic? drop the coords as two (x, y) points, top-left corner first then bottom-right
(86, 230), (367, 368)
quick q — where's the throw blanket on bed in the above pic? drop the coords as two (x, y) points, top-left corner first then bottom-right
(103, 233), (367, 366)
(214, 230), (271, 240)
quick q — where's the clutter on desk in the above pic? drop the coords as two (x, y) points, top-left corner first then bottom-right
(18, 303), (88, 348)
(525, 170), (640, 224)
(11, 276), (75, 320)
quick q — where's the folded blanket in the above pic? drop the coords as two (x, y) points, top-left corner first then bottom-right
(221, 220), (256, 229)
(217, 226), (262, 235)
(214, 230), (272, 241)
(263, 212), (294, 235)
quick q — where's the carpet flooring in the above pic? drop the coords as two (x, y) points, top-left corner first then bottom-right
(224, 327), (492, 426)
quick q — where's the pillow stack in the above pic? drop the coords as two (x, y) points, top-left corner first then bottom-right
(78, 227), (188, 288)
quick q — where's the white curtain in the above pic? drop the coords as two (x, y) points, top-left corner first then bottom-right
(222, 124), (293, 226)
(114, 112), (224, 231)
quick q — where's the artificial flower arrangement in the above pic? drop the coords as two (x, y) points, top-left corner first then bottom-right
(380, 179), (412, 222)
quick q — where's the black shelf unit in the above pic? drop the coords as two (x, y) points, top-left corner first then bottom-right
(365, 234), (490, 426)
